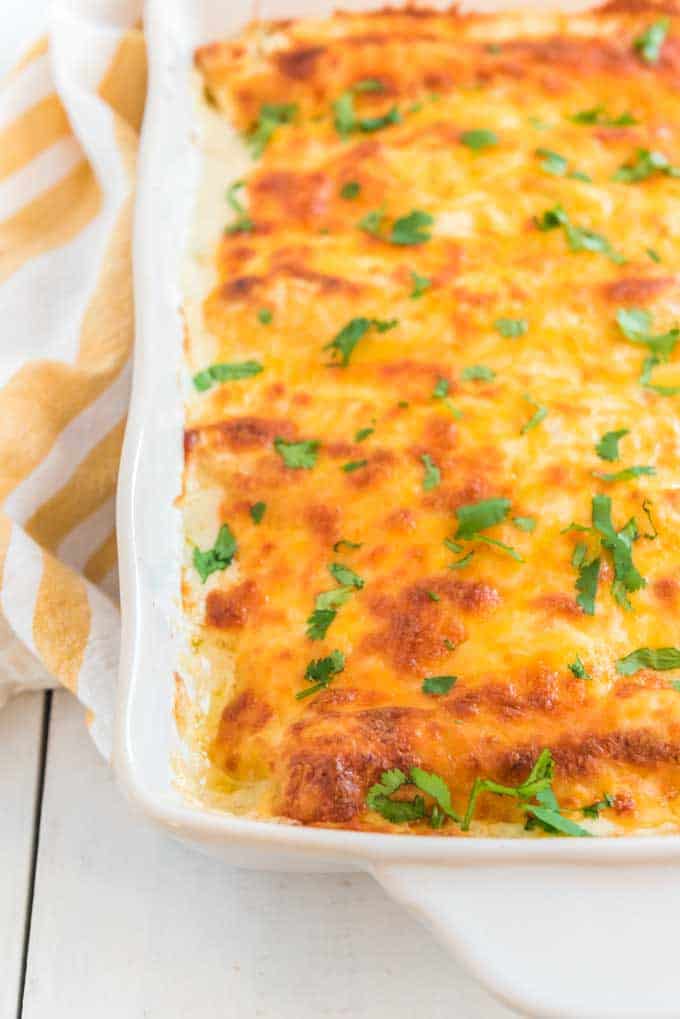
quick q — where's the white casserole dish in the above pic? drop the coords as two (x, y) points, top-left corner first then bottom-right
(115, 1), (680, 1014)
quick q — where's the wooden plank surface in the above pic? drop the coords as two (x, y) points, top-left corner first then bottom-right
(21, 693), (513, 1019)
(0, 693), (45, 1019)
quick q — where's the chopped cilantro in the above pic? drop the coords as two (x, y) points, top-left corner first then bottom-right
(594, 466), (655, 483)
(342, 459), (368, 473)
(225, 180), (253, 234)
(333, 80), (400, 138)
(366, 767), (460, 826)
(614, 148), (680, 183)
(639, 355), (680, 396)
(582, 794), (614, 819)
(296, 649), (345, 700)
(421, 453), (441, 490)
(455, 497), (511, 539)
(249, 502), (266, 524)
(360, 208), (434, 245)
(328, 562), (364, 589)
(616, 307), (679, 360)
(576, 556), (600, 615)
(247, 102), (298, 156)
(521, 394), (548, 434)
(595, 428), (629, 462)
(325, 317), (397, 366)
(535, 148), (568, 175)
(535, 204), (624, 263)
(193, 360), (262, 392)
(422, 675), (457, 695)
(432, 377), (450, 399)
(427, 591), (440, 601)
(569, 106), (637, 126)
(592, 494), (646, 609)
(258, 307), (272, 324)
(513, 516), (536, 532)
(340, 180), (361, 199)
(494, 317), (528, 338)
(390, 210), (434, 245)
(617, 646), (680, 675)
(634, 18), (670, 64)
(449, 552), (474, 570)
(274, 437), (319, 469)
(332, 538), (362, 553)
(462, 748), (589, 836)
(462, 364), (495, 382)
(460, 129), (498, 149)
(354, 426), (374, 442)
(647, 248), (662, 263)
(193, 524), (237, 583)
(306, 609), (337, 641)
(568, 655), (591, 679)
(411, 270), (432, 298)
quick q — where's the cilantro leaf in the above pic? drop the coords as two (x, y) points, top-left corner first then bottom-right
(568, 655), (591, 679)
(460, 129), (498, 149)
(647, 248), (662, 263)
(595, 428), (629, 462)
(462, 364), (495, 381)
(616, 307), (680, 360)
(455, 497), (511, 539)
(535, 204), (624, 263)
(494, 317), (528, 338)
(274, 437), (319, 469)
(513, 516), (536, 532)
(448, 551), (474, 570)
(355, 427), (374, 442)
(639, 355), (680, 396)
(569, 106), (637, 126)
(332, 538), (362, 553)
(333, 81), (400, 138)
(193, 523), (237, 583)
(521, 394), (548, 434)
(250, 501), (266, 524)
(225, 180), (253, 234)
(634, 18), (670, 64)
(390, 210), (434, 245)
(422, 675), (457, 695)
(411, 270), (432, 298)
(432, 377), (450, 399)
(522, 803), (591, 837)
(582, 794), (614, 819)
(258, 308), (272, 324)
(340, 180), (361, 199)
(594, 466), (655, 483)
(193, 360), (263, 392)
(305, 609), (337, 641)
(616, 646), (680, 675)
(410, 767), (461, 821)
(474, 535), (524, 562)
(368, 794), (426, 824)
(325, 317), (371, 366)
(296, 649), (345, 700)
(342, 459), (368, 473)
(592, 494), (646, 608)
(315, 587), (354, 611)
(614, 148), (680, 183)
(576, 556), (600, 615)
(366, 768), (407, 808)
(328, 562), (364, 589)
(535, 148), (568, 175)
(247, 102), (298, 156)
(421, 453), (441, 490)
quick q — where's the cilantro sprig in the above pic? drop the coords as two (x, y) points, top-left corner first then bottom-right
(452, 497), (523, 563)
(614, 148), (680, 183)
(569, 495), (646, 614)
(296, 649), (345, 700)
(366, 767), (461, 827)
(616, 646), (680, 675)
(324, 316), (397, 367)
(193, 524), (237, 583)
(535, 204), (624, 263)
(359, 208), (434, 245)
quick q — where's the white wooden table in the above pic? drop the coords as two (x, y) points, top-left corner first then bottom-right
(0, 8), (516, 1017)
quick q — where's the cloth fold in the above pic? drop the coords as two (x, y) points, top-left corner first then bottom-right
(0, 0), (146, 757)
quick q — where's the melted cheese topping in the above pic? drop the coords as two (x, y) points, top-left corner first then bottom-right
(181, 1), (680, 835)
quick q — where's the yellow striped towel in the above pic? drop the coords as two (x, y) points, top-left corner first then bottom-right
(0, 2), (146, 757)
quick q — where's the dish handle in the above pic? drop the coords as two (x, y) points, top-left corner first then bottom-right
(373, 857), (680, 1018)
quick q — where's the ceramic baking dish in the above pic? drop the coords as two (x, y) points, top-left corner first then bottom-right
(115, 0), (680, 1014)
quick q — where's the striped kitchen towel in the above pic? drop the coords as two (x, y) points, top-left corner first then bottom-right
(0, 0), (145, 757)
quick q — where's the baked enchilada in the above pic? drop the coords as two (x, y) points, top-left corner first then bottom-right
(179, 1), (680, 836)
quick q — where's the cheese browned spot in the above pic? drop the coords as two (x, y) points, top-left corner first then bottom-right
(182, 2), (680, 835)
